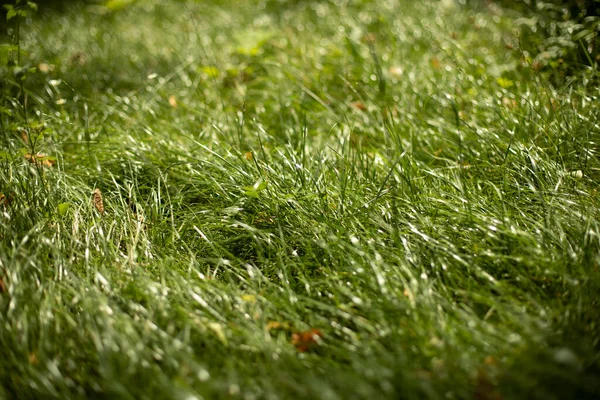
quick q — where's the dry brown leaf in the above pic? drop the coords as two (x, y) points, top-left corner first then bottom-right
(291, 328), (323, 352)
(0, 276), (6, 293)
(244, 151), (253, 161)
(93, 188), (105, 215)
(0, 192), (13, 209)
(168, 95), (178, 108)
(25, 153), (55, 167)
(266, 321), (290, 332)
(351, 101), (367, 111)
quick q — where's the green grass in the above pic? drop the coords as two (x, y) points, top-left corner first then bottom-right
(1, 0), (599, 398)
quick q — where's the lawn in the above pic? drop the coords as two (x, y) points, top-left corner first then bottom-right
(1, 0), (599, 398)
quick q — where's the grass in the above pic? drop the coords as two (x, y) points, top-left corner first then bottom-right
(1, 0), (599, 398)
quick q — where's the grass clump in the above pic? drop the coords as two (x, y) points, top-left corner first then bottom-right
(1, 0), (599, 398)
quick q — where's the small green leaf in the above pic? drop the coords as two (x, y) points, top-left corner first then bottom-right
(6, 8), (17, 20)
(0, 44), (18, 65)
(105, 0), (135, 11)
(497, 77), (514, 89)
(243, 179), (267, 198)
(199, 66), (220, 78)
(58, 203), (71, 216)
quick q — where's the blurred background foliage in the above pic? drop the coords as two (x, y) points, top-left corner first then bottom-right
(2, 0), (598, 82)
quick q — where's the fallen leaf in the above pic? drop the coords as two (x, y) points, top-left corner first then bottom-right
(266, 321), (290, 332)
(25, 153), (55, 167)
(93, 188), (105, 215)
(291, 328), (323, 352)
(168, 95), (177, 108)
(0, 192), (13, 208)
(351, 101), (367, 111)
(0, 276), (6, 293)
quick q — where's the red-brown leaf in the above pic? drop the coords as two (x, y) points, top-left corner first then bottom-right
(291, 328), (323, 352)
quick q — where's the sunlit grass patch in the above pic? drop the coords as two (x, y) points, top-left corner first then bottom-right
(1, 0), (599, 399)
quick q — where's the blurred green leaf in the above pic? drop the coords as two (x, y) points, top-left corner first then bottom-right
(105, 0), (135, 11)
(497, 77), (514, 89)
(6, 8), (17, 20)
(57, 203), (71, 216)
(243, 180), (267, 198)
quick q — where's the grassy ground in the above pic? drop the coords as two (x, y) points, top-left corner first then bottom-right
(1, 0), (599, 398)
